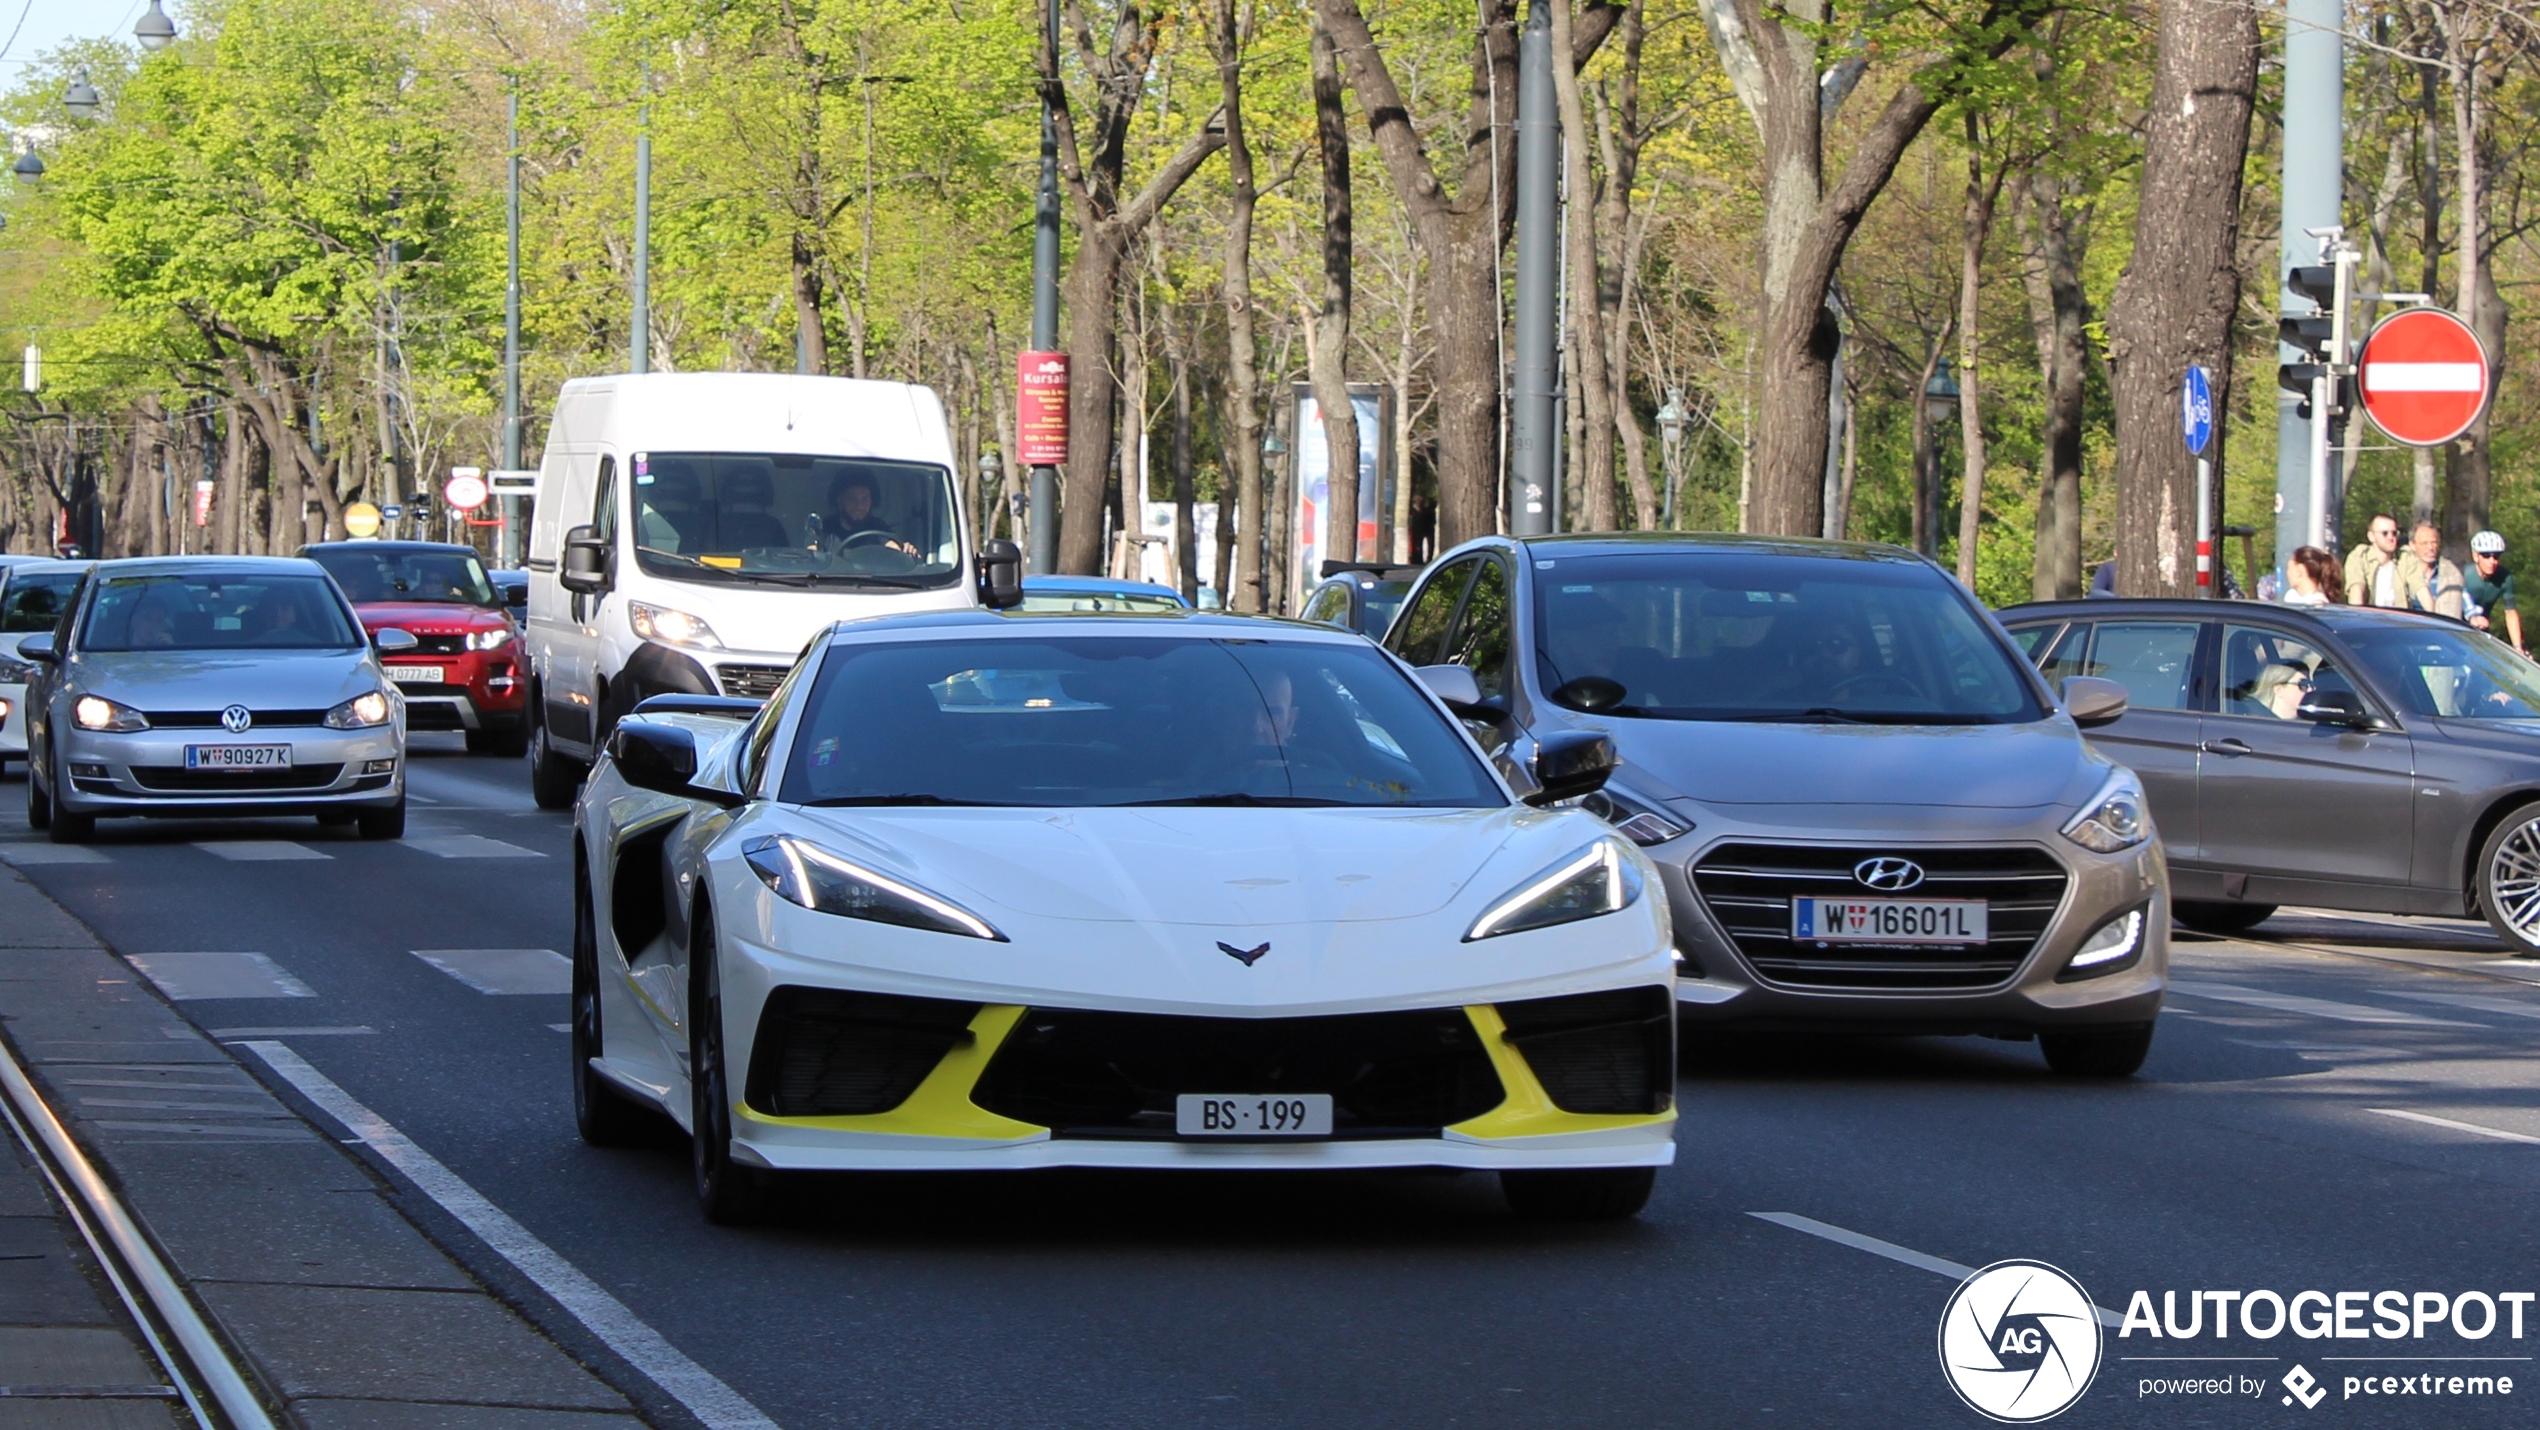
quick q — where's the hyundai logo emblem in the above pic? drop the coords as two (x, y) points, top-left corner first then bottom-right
(219, 704), (253, 734)
(1853, 857), (1925, 891)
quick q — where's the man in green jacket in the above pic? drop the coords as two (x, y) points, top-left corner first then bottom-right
(2346, 513), (2402, 606)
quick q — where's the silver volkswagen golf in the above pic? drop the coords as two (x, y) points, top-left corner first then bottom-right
(1382, 534), (2168, 1076)
(21, 557), (411, 842)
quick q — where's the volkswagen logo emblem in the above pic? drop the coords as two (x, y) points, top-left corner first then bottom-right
(220, 704), (253, 734)
(1854, 856), (1925, 891)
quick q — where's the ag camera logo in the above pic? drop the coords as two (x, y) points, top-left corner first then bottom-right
(1940, 1260), (2104, 1422)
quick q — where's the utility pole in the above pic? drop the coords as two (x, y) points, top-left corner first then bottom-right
(502, 81), (524, 567)
(2273, 0), (2341, 575)
(630, 66), (651, 376)
(1027, 0), (1062, 574)
(1508, 0), (1557, 537)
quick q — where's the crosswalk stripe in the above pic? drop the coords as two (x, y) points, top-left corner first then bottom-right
(2386, 990), (2540, 1021)
(125, 952), (316, 1001)
(193, 840), (331, 862)
(2168, 979), (2475, 1026)
(406, 835), (544, 859)
(412, 948), (570, 996)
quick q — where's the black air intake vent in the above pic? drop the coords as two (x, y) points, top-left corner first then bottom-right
(745, 988), (981, 1117)
(1496, 987), (1674, 1115)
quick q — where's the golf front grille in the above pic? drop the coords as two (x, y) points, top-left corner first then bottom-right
(128, 763), (345, 793)
(1496, 987), (1673, 1114)
(744, 988), (982, 1117)
(972, 1006), (1504, 1138)
(1691, 843), (2068, 991)
(140, 708), (326, 729)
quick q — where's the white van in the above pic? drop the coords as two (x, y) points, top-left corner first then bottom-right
(522, 373), (987, 807)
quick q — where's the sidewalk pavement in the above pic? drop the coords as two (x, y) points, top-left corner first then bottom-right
(0, 862), (648, 1430)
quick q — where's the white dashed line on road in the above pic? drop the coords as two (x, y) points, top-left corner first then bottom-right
(406, 835), (544, 859)
(192, 841), (332, 862)
(241, 1042), (780, 1430)
(412, 949), (570, 996)
(1750, 1212), (2123, 1327)
(2168, 979), (2476, 1026)
(124, 952), (315, 1001)
(2369, 1109), (2540, 1146)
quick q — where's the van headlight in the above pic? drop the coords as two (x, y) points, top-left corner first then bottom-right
(1466, 839), (1643, 941)
(2060, 907), (2147, 980)
(324, 691), (393, 729)
(73, 695), (149, 731)
(742, 834), (1005, 941)
(2061, 770), (2149, 854)
(629, 602), (722, 651)
(1576, 781), (1691, 847)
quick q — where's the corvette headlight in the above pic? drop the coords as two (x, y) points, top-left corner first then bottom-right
(74, 695), (149, 731)
(466, 628), (514, 652)
(1465, 839), (1644, 942)
(2060, 907), (2147, 980)
(1576, 781), (1691, 847)
(324, 691), (393, 729)
(2061, 769), (2149, 854)
(629, 601), (722, 651)
(743, 834), (1005, 941)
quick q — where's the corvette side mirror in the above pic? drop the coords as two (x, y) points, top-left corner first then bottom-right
(1415, 663), (1486, 716)
(609, 720), (744, 808)
(1525, 730), (1617, 807)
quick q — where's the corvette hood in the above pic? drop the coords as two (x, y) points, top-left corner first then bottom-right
(788, 804), (1545, 925)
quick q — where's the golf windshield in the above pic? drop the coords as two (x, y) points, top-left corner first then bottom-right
(2337, 623), (2540, 720)
(780, 636), (1503, 808)
(80, 574), (362, 652)
(1532, 553), (2042, 723)
(625, 452), (960, 589)
(307, 546), (498, 606)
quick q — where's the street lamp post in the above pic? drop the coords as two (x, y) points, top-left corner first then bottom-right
(1654, 389), (1686, 530)
(1259, 430), (1287, 611)
(62, 73), (100, 120)
(976, 450), (999, 544)
(1918, 360), (1962, 559)
(135, 0), (177, 50)
(501, 81), (525, 567)
(1026, 0), (1061, 575)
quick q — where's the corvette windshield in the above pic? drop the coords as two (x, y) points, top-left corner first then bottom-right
(780, 636), (1502, 808)
(1533, 553), (2041, 724)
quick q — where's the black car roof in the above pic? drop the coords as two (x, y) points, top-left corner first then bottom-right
(301, 541), (482, 555)
(818, 608), (1353, 640)
(1997, 597), (2465, 636)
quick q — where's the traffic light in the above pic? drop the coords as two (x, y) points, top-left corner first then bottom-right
(2287, 265), (2338, 311)
(2279, 263), (2348, 422)
(408, 492), (434, 525)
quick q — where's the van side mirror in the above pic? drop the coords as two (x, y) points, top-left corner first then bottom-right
(2296, 689), (2373, 727)
(2059, 675), (2129, 729)
(561, 524), (611, 594)
(17, 632), (54, 664)
(608, 720), (745, 808)
(1525, 730), (1617, 807)
(978, 538), (1024, 610)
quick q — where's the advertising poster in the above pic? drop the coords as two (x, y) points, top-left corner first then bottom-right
(1292, 384), (1388, 599)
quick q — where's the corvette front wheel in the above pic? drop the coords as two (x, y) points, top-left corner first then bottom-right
(688, 904), (766, 1225)
(1500, 1167), (1655, 1222)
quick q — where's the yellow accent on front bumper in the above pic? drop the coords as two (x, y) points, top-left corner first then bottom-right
(1446, 1004), (1677, 1141)
(735, 1003), (1048, 1140)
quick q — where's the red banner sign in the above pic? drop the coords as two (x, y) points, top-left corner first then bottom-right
(1017, 351), (1069, 466)
(192, 479), (215, 528)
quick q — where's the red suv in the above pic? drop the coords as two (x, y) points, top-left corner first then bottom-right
(303, 541), (527, 756)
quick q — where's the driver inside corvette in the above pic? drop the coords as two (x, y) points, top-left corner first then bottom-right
(822, 472), (918, 558)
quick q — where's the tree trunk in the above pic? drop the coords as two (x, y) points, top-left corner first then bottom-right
(1550, 0), (1616, 532)
(1592, 4), (1659, 530)
(792, 232), (829, 375)
(2104, 0), (2258, 596)
(1954, 118), (2003, 590)
(2442, 258), (2505, 551)
(1213, 0), (1266, 611)
(1308, 8), (1361, 565)
(1170, 344), (1198, 600)
(1909, 322), (1953, 557)
(2018, 169), (2089, 600)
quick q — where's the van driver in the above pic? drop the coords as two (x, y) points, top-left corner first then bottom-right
(823, 474), (918, 558)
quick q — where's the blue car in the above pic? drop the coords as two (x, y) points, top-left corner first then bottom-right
(1018, 575), (1189, 614)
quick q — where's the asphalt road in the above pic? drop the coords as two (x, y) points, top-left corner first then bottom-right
(4, 742), (2539, 1428)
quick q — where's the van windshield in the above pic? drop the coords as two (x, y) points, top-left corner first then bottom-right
(625, 452), (961, 589)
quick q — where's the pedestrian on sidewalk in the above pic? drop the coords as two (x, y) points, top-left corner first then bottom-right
(2465, 530), (2523, 654)
(2397, 522), (2469, 619)
(2282, 546), (2342, 607)
(2345, 513), (2402, 606)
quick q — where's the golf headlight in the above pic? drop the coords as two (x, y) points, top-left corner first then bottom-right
(73, 695), (148, 731)
(1465, 839), (1644, 942)
(466, 627), (514, 652)
(2061, 770), (2149, 854)
(629, 602), (722, 651)
(2061, 907), (2147, 980)
(1576, 781), (1691, 847)
(743, 834), (1005, 941)
(324, 691), (393, 729)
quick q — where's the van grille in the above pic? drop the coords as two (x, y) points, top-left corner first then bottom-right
(1690, 843), (2068, 991)
(716, 663), (789, 700)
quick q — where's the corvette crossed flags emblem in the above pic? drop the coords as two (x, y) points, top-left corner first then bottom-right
(1218, 940), (1271, 967)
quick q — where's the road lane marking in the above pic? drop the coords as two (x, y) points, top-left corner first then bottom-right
(406, 835), (544, 859)
(411, 949), (569, 996)
(205, 1026), (375, 1039)
(241, 1042), (779, 1430)
(2369, 1108), (2540, 1146)
(124, 953), (314, 1001)
(191, 841), (330, 862)
(1750, 1213), (2124, 1328)
(2167, 979), (2474, 1026)
(0, 845), (111, 865)
(2386, 990), (2540, 1020)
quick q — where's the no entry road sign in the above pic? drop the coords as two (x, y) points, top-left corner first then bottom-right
(2358, 307), (2491, 447)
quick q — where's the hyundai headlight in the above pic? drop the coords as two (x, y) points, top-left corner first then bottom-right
(629, 602), (722, 651)
(466, 627), (514, 652)
(743, 834), (1005, 941)
(1576, 781), (1691, 847)
(1465, 839), (1644, 942)
(2061, 770), (2149, 854)
(323, 691), (393, 729)
(73, 695), (148, 731)
(2060, 907), (2147, 980)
